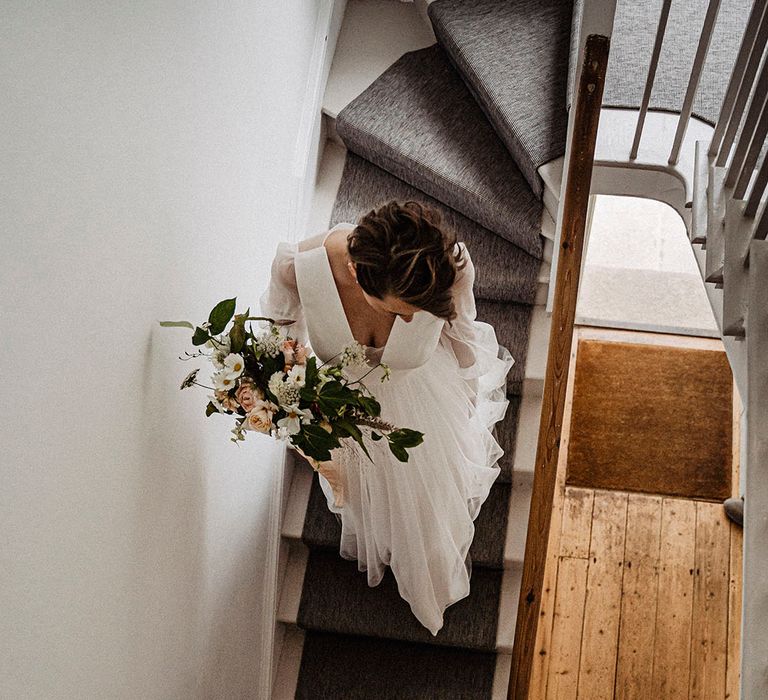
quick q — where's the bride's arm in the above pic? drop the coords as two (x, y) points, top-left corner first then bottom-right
(258, 240), (309, 346)
(441, 243), (514, 402)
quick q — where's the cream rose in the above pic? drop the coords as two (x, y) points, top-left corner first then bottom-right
(214, 389), (240, 412)
(245, 399), (278, 433)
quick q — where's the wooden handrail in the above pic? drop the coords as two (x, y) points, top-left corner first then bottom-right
(507, 33), (610, 699)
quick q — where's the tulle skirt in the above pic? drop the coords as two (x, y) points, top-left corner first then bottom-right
(316, 336), (513, 636)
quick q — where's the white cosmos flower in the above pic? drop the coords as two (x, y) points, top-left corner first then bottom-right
(207, 335), (231, 369)
(223, 353), (245, 378)
(286, 364), (306, 388)
(212, 369), (238, 392)
(276, 404), (313, 436)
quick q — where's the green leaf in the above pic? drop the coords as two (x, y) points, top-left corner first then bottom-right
(317, 381), (357, 416)
(292, 424), (339, 462)
(205, 401), (218, 417)
(159, 320), (194, 329)
(229, 320), (246, 354)
(192, 326), (211, 346)
(305, 356), (318, 388)
(208, 298), (237, 335)
(388, 442), (409, 463)
(358, 395), (381, 418)
(334, 419), (360, 440)
(371, 432), (382, 441)
(387, 428), (424, 448)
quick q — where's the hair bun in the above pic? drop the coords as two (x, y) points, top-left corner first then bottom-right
(347, 200), (466, 322)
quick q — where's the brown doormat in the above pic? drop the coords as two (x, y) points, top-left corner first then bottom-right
(566, 339), (733, 501)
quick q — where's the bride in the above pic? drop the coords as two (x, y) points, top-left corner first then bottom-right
(259, 200), (513, 636)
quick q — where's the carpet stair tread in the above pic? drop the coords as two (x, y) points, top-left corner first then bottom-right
(476, 298), (533, 397)
(428, 0), (573, 198)
(302, 473), (511, 569)
(331, 152), (541, 306)
(295, 630), (497, 699)
(297, 548), (502, 651)
(336, 45), (543, 258)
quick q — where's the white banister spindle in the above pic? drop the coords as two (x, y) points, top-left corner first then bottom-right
(745, 153), (768, 217)
(733, 97), (768, 199)
(717, 8), (768, 168)
(723, 200), (752, 336)
(709, 0), (768, 157)
(743, 238), (768, 699)
(630, 0), (672, 160)
(726, 57), (768, 189)
(669, 0), (722, 165)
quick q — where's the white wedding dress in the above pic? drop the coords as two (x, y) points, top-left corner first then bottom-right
(259, 223), (514, 635)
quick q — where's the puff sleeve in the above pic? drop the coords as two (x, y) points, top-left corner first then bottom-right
(441, 243), (515, 424)
(258, 241), (309, 346)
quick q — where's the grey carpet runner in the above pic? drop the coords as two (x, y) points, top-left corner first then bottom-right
(568, 0), (752, 125)
(336, 45), (544, 259)
(295, 631), (496, 700)
(292, 7), (545, 698)
(429, 0), (573, 197)
(297, 548), (502, 651)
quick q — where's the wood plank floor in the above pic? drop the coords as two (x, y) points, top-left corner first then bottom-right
(530, 328), (742, 699)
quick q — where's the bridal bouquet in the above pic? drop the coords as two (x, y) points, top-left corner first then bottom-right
(160, 297), (423, 463)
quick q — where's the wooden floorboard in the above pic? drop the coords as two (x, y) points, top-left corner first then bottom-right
(533, 328), (742, 700)
(689, 502), (730, 699)
(576, 490), (628, 699)
(614, 494), (663, 700)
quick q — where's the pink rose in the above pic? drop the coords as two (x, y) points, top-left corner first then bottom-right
(235, 383), (258, 412)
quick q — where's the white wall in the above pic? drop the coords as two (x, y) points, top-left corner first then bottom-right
(1, 2), (320, 697)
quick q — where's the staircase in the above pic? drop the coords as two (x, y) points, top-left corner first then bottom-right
(270, 0), (761, 697)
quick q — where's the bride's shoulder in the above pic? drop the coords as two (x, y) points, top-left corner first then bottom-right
(298, 223), (355, 254)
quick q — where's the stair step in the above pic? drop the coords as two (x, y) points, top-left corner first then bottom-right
(296, 547), (500, 651)
(492, 654), (513, 700)
(503, 472), (534, 568)
(539, 156), (563, 226)
(295, 630), (498, 699)
(299, 470), (512, 569)
(495, 564), (522, 654)
(331, 152), (542, 305)
(428, 0), (572, 198)
(278, 535), (523, 654)
(522, 304), (550, 397)
(336, 45), (544, 258)
(277, 542), (308, 625)
(273, 627), (305, 700)
(322, 0), (436, 120)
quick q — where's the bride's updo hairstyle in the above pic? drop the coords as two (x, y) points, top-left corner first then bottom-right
(346, 200), (466, 322)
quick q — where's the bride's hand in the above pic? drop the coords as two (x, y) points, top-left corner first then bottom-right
(293, 446), (345, 508)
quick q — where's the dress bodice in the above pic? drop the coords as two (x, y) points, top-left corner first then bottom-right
(293, 225), (445, 371)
